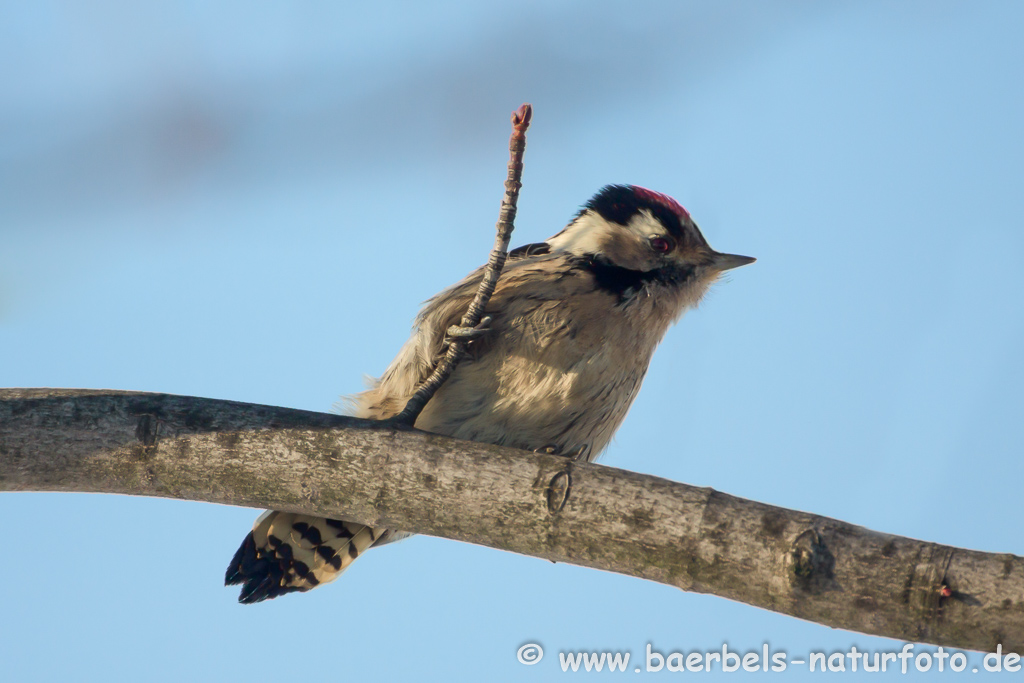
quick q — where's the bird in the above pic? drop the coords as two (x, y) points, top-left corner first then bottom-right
(225, 184), (754, 603)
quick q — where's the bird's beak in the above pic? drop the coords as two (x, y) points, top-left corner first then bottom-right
(711, 252), (756, 271)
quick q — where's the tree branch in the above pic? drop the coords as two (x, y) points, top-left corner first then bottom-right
(1, 388), (1021, 652)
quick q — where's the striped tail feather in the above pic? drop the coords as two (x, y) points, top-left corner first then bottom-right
(225, 511), (382, 604)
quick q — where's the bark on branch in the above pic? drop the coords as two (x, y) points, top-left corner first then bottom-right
(1, 388), (1021, 652)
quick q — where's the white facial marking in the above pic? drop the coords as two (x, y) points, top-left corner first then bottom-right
(625, 209), (670, 240)
(546, 211), (616, 256)
(548, 209), (671, 257)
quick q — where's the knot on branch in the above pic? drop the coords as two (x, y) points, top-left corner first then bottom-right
(546, 469), (571, 514)
(789, 529), (837, 594)
(906, 563), (945, 619)
(135, 414), (160, 455)
(905, 559), (971, 617)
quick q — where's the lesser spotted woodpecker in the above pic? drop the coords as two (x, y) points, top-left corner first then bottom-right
(225, 184), (754, 603)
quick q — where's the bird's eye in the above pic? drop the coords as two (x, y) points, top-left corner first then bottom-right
(648, 236), (672, 253)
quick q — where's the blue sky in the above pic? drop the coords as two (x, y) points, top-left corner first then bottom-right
(2, 1), (1022, 680)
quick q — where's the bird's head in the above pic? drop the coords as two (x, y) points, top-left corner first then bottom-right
(547, 185), (754, 303)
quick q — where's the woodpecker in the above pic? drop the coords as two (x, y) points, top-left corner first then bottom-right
(225, 184), (754, 603)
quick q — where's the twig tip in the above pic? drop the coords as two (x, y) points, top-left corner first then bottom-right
(512, 103), (533, 130)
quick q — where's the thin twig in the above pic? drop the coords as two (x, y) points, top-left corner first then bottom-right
(392, 103), (533, 426)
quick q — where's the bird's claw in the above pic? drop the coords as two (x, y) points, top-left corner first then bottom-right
(534, 443), (590, 462)
(444, 316), (492, 346)
(568, 444), (591, 462)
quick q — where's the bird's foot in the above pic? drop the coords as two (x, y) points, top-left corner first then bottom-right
(567, 444), (591, 462)
(444, 316), (492, 347)
(534, 444), (591, 462)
